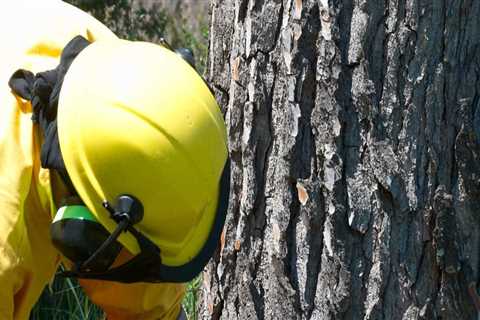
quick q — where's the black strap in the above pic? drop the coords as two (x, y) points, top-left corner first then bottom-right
(8, 35), (90, 193)
(62, 226), (163, 283)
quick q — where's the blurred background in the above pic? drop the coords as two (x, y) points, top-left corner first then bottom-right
(69, 0), (209, 72)
(30, 1), (209, 319)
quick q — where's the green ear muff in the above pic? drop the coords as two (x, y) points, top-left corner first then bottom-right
(51, 205), (122, 272)
(52, 205), (97, 223)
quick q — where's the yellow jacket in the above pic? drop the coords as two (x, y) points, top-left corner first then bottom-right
(0, 1), (184, 319)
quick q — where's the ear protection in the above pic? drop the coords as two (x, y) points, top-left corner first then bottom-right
(50, 194), (145, 273)
(50, 194), (167, 282)
(51, 203), (123, 272)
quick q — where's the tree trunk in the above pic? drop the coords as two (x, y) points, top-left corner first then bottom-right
(202, 0), (480, 319)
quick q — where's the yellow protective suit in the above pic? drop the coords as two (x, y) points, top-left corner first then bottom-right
(0, 1), (185, 319)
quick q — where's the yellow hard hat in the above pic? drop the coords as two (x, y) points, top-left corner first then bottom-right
(57, 39), (228, 270)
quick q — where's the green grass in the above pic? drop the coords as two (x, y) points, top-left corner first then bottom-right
(31, 269), (202, 320)
(182, 276), (202, 320)
(30, 274), (104, 320)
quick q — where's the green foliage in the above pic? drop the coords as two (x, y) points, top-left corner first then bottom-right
(168, 19), (209, 75)
(66, 0), (209, 73)
(68, 0), (169, 43)
(182, 276), (202, 320)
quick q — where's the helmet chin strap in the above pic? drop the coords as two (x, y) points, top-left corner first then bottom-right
(78, 217), (130, 272)
(61, 230), (163, 283)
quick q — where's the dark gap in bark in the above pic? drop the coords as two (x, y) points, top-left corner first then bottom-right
(471, 71), (480, 133)
(379, 184), (395, 319)
(251, 0), (266, 12)
(381, 268), (394, 320)
(365, 0), (387, 108)
(284, 183), (302, 312)
(211, 299), (224, 320)
(213, 84), (231, 115)
(304, 190), (326, 319)
(237, 0), (248, 23)
(337, 0), (354, 65)
(298, 3), (320, 176)
(252, 66), (275, 240)
(248, 281), (265, 319)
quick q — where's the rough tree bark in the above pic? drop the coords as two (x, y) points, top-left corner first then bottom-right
(202, 0), (480, 319)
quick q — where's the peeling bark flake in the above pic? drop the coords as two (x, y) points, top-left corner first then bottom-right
(294, 0), (302, 20)
(232, 56), (241, 81)
(296, 181), (309, 205)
